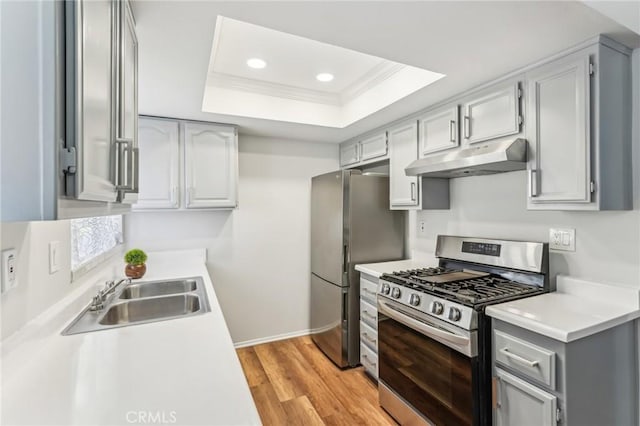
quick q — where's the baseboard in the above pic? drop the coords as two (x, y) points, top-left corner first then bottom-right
(233, 329), (311, 349)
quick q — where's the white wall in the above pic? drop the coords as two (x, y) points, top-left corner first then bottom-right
(0, 221), (121, 340)
(125, 136), (338, 345)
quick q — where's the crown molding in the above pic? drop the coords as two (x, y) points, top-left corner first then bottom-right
(208, 72), (343, 106)
(340, 61), (406, 104)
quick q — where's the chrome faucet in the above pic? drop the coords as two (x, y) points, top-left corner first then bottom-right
(89, 278), (131, 311)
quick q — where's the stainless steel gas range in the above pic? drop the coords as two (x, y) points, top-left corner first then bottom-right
(377, 235), (549, 426)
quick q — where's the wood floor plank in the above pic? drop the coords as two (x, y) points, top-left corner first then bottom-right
(249, 383), (288, 425)
(238, 336), (397, 426)
(236, 347), (269, 387)
(253, 340), (305, 402)
(282, 395), (325, 426)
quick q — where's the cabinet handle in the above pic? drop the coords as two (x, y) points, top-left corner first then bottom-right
(463, 116), (470, 139)
(449, 120), (456, 142)
(529, 170), (539, 197)
(410, 182), (416, 201)
(114, 138), (134, 191)
(362, 310), (376, 321)
(362, 288), (375, 296)
(172, 186), (179, 206)
(493, 377), (501, 408)
(362, 354), (377, 368)
(362, 332), (377, 345)
(499, 348), (539, 367)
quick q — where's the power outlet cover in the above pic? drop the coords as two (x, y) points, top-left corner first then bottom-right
(549, 228), (575, 252)
(2, 249), (18, 292)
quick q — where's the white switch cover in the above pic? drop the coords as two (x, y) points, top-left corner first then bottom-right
(2, 249), (18, 292)
(49, 241), (61, 274)
(549, 228), (575, 251)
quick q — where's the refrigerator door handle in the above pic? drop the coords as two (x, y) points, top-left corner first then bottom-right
(342, 290), (348, 322)
(343, 245), (348, 274)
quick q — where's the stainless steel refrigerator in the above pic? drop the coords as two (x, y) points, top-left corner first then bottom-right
(310, 170), (405, 367)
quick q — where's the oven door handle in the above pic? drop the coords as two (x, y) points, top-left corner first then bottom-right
(378, 301), (470, 347)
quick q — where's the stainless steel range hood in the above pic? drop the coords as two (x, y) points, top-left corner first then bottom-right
(405, 138), (528, 178)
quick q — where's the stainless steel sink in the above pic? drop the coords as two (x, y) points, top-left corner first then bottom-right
(119, 279), (197, 299)
(100, 294), (201, 325)
(62, 277), (211, 335)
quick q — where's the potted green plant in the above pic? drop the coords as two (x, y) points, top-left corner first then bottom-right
(124, 248), (147, 279)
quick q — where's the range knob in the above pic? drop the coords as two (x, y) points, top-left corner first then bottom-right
(448, 307), (462, 322)
(391, 287), (401, 299)
(409, 294), (421, 306)
(381, 283), (390, 295)
(430, 301), (444, 315)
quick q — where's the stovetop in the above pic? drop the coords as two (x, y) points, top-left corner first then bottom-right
(380, 267), (544, 308)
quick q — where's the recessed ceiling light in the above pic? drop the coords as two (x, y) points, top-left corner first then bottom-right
(247, 58), (267, 69)
(316, 73), (334, 82)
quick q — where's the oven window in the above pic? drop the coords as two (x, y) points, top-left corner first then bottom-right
(379, 315), (474, 426)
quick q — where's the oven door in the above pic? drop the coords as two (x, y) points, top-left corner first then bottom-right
(378, 297), (480, 426)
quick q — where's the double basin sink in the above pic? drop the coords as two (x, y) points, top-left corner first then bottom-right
(62, 277), (211, 335)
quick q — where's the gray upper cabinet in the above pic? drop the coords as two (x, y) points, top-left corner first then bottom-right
(339, 132), (388, 168)
(526, 40), (632, 210)
(0, 0), (137, 221)
(526, 54), (591, 204)
(389, 121), (419, 208)
(359, 133), (388, 162)
(462, 82), (522, 145)
(134, 117), (238, 211)
(117, 0), (140, 204)
(418, 105), (459, 156)
(339, 140), (360, 167)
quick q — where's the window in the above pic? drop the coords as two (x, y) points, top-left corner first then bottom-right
(70, 215), (123, 274)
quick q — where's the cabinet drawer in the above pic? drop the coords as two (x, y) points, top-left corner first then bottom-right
(360, 277), (378, 303)
(360, 342), (378, 378)
(360, 320), (378, 351)
(360, 298), (378, 329)
(494, 330), (556, 389)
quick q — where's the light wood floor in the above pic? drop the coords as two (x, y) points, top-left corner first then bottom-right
(237, 335), (397, 425)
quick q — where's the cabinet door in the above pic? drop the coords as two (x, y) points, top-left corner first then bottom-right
(418, 106), (459, 156)
(389, 121), (419, 208)
(340, 140), (360, 167)
(463, 83), (521, 144)
(134, 118), (180, 209)
(70, 0), (118, 202)
(117, 0), (139, 203)
(360, 133), (388, 161)
(183, 122), (238, 209)
(527, 55), (591, 204)
(495, 368), (557, 426)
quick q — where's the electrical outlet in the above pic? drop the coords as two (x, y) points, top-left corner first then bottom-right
(418, 221), (426, 235)
(549, 228), (575, 252)
(49, 241), (61, 274)
(2, 249), (18, 293)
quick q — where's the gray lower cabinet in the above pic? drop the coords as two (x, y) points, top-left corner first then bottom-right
(492, 319), (637, 426)
(359, 274), (379, 379)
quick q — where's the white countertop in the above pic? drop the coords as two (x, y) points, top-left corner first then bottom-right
(355, 257), (438, 278)
(1, 249), (261, 426)
(486, 275), (640, 343)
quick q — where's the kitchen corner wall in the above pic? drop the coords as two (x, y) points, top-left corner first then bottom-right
(410, 47), (640, 289)
(124, 135), (338, 346)
(0, 220), (120, 340)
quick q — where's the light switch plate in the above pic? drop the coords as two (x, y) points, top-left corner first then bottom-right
(2, 249), (18, 293)
(549, 228), (575, 251)
(49, 241), (61, 274)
